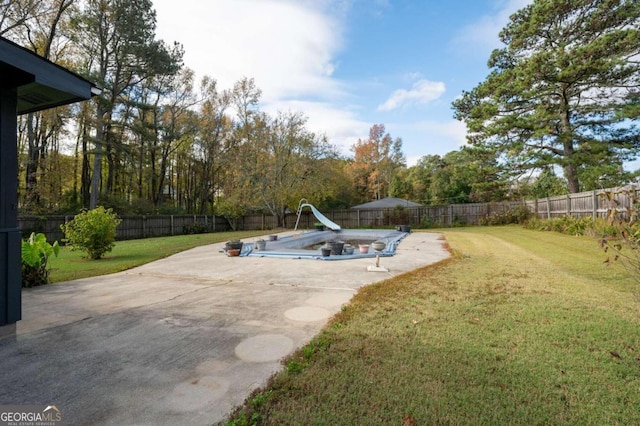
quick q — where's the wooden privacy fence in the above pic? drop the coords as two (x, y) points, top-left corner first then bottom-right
(16, 202), (527, 240)
(18, 214), (231, 242)
(280, 185), (640, 228)
(18, 185), (640, 242)
(293, 202), (521, 229)
(524, 185), (639, 220)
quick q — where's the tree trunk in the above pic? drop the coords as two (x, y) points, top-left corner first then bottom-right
(90, 105), (107, 209)
(150, 145), (158, 205)
(24, 113), (40, 208)
(137, 137), (144, 199)
(105, 124), (114, 196)
(564, 163), (580, 194)
(81, 126), (91, 209)
(560, 89), (580, 194)
(154, 151), (169, 207)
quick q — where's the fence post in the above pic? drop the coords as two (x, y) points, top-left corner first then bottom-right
(592, 190), (598, 219)
(546, 197), (551, 219)
(448, 205), (453, 226)
(170, 215), (174, 236)
(142, 215), (146, 238)
(566, 194), (571, 217)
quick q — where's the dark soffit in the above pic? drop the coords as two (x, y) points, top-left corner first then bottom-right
(0, 36), (99, 115)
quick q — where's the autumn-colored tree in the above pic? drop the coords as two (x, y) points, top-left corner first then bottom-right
(350, 124), (405, 201)
(213, 78), (263, 222)
(314, 158), (360, 210)
(192, 77), (234, 214)
(0, 0), (42, 37)
(223, 110), (338, 227)
(3, 5), (371, 216)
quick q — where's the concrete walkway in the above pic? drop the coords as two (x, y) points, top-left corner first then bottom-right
(0, 231), (450, 425)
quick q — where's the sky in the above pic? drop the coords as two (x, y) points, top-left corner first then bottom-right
(152, 0), (532, 166)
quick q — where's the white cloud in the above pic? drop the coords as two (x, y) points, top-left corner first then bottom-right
(153, 0), (345, 103)
(377, 80), (446, 111)
(453, 0), (533, 53)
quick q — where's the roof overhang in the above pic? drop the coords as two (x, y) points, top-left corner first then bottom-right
(0, 36), (100, 115)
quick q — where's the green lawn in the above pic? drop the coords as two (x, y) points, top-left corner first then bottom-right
(48, 230), (271, 283)
(222, 226), (640, 425)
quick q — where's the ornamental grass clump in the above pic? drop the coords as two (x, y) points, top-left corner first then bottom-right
(61, 206), (121, 260)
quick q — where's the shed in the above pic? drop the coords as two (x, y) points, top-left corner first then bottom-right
(0, 36), (99, 334)
(351, 197), (422, 209)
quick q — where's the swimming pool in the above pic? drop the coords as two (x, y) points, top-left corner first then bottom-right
(242, 229), (409, 260)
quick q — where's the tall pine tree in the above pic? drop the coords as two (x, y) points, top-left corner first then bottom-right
(453, 0), (640, 193)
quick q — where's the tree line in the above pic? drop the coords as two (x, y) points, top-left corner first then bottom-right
(2, 0), (639, 225)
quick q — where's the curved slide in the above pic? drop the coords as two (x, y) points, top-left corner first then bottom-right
(299, 203), (341, 230)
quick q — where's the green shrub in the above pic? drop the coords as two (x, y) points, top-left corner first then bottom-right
(21, 232), (59, 288)
(524, 215), (604, 236)
(452, 215), (468, 227)
(417, 214), (448, 229)
(215, 197), (246, 231)
(182, 222), (211, 234)
(590, 217), (623, 238)
(564, 216), (593, 235)
(479, 204), (532, 226)
(61, 206), (121, 259)
(523, 216), (546, 231)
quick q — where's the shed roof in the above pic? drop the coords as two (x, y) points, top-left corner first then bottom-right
(351, 197), (423, 209)
(0, 36), (100, 114)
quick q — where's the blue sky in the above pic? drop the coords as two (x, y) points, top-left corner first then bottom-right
(153, 0), (532, 166)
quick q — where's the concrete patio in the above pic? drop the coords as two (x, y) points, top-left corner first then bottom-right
(0, 231), (450, 425)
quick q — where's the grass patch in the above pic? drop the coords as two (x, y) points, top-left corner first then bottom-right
(222, 226), (640, 425)
(48, 230), (270, 283)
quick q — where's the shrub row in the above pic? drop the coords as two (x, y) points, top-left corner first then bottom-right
(478, 205), (533, 226)
(522, 216), (626, 238)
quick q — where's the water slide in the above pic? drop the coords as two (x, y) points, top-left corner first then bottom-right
(298, 203), (341, 231)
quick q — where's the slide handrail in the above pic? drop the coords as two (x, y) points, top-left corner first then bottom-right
(294, 201), (341, 231)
